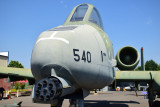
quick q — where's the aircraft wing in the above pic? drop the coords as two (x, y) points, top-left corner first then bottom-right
(115, 71), (156, 82)
(115, 71), (160, 93)
(0, 67), (35, 85)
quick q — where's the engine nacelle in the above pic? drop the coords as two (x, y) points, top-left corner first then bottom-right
(116, 46), (140, 70)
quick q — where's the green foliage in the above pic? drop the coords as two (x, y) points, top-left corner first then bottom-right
(8, 60), (24, 68)
(14, 82), (26, 90)
(145, 60), (158, 71)
(135, 66), (141, 71)
(158, 64), (160, 70)
(14, 81), (20, 90)
(135, 60), (159, 71)
(20, 83), (26, 89)
(10, 89), (26, 92)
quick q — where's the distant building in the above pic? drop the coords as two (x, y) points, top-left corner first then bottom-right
(0, 52), (11, 90)
(0, 52), (8, 67)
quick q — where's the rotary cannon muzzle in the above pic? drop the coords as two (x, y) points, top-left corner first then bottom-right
(34, 77), (63, 102)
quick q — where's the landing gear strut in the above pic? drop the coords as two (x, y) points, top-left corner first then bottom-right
(147, 86), (155, 107)
(69, 98), (84, 107)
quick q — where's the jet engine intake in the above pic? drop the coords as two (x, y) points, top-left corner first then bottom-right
(116, 46), (140, 70)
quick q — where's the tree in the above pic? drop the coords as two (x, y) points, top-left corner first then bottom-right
(20, 83), (26, 89)
(8, 60), (24, 68)
(135, 66), (141, 71)
(158, 64), (160, 71)
(14, 81), (20, 90)
(145, 60), (158, 71)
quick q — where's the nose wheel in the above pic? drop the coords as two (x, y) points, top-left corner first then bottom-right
(50, 98), (64, 107)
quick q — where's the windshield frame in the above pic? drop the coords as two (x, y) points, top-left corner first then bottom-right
(88, 7), (104, 30)
(70, 4), (89, 22)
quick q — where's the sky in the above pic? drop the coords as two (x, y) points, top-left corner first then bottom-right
(0, 0), (160, 69)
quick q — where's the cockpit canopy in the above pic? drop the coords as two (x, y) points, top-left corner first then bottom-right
(70, 5), (88, 22)
(66, 4), (104, 30)
(89, 7), (104, 30)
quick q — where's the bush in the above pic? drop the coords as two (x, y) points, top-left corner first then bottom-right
(20, 83), (26, 89)
(14, 82), (20, 90)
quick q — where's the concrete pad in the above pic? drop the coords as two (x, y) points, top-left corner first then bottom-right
(0, 91), (159, 107)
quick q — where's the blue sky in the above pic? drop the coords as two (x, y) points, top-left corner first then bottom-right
(0, 0), (160, 69)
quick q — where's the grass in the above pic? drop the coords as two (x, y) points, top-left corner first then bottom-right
(4, 89), (32, 93)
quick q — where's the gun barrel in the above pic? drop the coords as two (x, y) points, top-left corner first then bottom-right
(32, 76), (75, 103)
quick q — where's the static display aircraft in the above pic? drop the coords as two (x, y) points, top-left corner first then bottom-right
(0, 3), (160, 107)
(31, 3), (116, 106)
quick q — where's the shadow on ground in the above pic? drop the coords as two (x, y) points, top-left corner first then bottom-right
(84, 100), (140, 107)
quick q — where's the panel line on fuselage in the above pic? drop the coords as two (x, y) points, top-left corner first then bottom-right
(36, 31), (69, 44)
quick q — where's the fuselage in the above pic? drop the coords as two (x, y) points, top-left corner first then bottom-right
(30, 4), (160, 106)
(31, 4), (115, 90)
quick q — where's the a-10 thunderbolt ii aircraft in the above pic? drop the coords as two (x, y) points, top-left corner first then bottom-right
(0, 3), (160, 107)
(31, 3), (116, 106)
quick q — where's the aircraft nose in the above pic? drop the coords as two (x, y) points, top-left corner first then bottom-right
(31, 32), (71, 80)
(35, 31), (70, 45)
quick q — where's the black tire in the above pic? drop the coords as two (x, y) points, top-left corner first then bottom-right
(0, 88), (4, 100)
(0, 92), (3, 100)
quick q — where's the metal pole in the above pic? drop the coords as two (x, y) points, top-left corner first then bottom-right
(141, 47), (145, 71)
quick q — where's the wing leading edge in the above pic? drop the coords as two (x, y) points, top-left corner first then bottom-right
(0, 67), (34, 85)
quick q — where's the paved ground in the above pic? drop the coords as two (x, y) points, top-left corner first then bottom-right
(0, 91), (160, 107)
